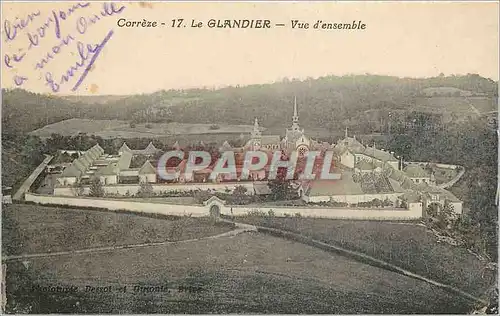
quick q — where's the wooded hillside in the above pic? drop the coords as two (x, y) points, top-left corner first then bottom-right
(2, 74), (497, 134)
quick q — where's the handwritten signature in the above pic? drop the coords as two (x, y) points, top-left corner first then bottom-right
(45, 29), (114, 92)
(3, 2), (125, 93)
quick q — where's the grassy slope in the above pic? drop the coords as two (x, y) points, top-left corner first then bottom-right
(237, 217), (495, 297)
(29, 119), (255, 138)
(1, 204), (233, 256)
(5, 233), (473, 314)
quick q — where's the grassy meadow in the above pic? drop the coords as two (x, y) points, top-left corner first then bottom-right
(4, 233), (475, 314)
(237, 216), (495, 297)
(1, 204), (233, 256)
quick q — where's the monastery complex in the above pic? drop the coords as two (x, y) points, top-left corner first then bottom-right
(46, 98), (463, 217)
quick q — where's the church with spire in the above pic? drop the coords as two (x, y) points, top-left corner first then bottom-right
(244, 96), (316, 156)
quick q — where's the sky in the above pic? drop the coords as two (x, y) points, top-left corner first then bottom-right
(1, 1), (498, 95)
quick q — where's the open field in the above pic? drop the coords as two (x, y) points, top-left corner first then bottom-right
(1, 204), (233, 256)
(413, 96), (497, 115)
(4, 232), (474, 314)
(237, 217), (495, 297)
(29, 119), (256, 139)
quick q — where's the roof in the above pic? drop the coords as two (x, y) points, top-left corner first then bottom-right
(119, 142), (131, 152)
(203, 195), (226, 206)
(344, 136), (364, 147)
(417, 183), (443, 194)
(118, 151), (133, 170)
(404, 164), (430, 178)
(96, 163), (118, 176)
(356, 172), (395, 194)
(219, 141), (232, 151)
(142, 142), (159, 154)
(78, 157), (90, 168)
(402, 191), (422, 203)
(355, 160), (375, 170)
(60, 165), (82, 177)
(73, 159), (86, 172)
(139, 160), (156, 174)
(261, 135), (280, 145)
(401, 178), (416, 189)
(362, 146), (398, 162)
(81, 153), (93, 165)
(388, 178), (405, 193)
(336, 137), (365, 153)
(388, 169), (406, 182)
(439, 189), (461, 202)
(415, 183), (461, 202)
(94, 144), (104, 155)
(254, 183), (272, 195)
(305, 173), (364, 197)
(87, 148), (99, 160)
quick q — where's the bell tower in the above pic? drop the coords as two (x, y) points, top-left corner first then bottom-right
(291, 96), (300, 132)
(251, 117), (262, 150)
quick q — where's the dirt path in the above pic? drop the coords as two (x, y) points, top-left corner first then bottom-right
(438, 165), (466, 189)
(13, 155), (53, 200)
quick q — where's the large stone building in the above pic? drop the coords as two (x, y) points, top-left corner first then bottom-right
(333, 129), (400, 170)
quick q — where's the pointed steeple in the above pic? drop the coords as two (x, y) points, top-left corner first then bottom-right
(251, 117), (262, 138)
(291, 96), (300, 131)
(345, 126), (348, 138)
(293, 96), (298, 118)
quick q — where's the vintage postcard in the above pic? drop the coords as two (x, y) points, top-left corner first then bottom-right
(1, 1), (498, 314)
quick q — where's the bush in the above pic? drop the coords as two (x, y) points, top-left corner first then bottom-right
(137, 181), (154, 198)
(247, 209), (266, 217)
(89, 178), (104, 197)
(231, 185), (250, 205)
(209, 124), (220, 130)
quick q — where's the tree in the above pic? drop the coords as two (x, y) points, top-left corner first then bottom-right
(268, 163), (294, 201)
(426, 202), (440, 218)
(71, 181), (85, 196)
(137, 181), (154, 198)
(231, 185), (248, 205)
(89, 177), (104, 197)
(437, 200), (455, 229)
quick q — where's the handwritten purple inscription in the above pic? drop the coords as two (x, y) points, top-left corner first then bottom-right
(3, 2), (126, 92)
(45, 30), (114, 92)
